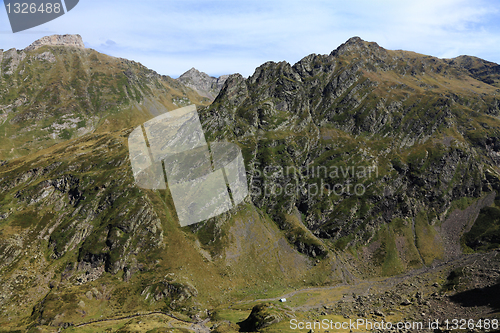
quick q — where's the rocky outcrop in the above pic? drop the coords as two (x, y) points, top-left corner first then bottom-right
(0, 132), (164, 273)
(1, 48), (26, 75)
(36, 51), (56, 63)
(24, 34), (85, 51)
(143, 280), (198, 307)
(238, 303), (288, 331)
(177, 67), (229, 100)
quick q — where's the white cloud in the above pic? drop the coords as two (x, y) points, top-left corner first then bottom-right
(0, 0), (499, 77)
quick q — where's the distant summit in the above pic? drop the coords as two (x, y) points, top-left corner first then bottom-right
(177, 67), (229, 101)
(24, 34), (85, 52)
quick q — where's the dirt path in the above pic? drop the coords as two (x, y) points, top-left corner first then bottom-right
(73, 311), (211, 333)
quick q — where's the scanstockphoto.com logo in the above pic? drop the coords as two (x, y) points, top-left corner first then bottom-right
(4, 0), (79, 33)
(128, 105), (249, 227)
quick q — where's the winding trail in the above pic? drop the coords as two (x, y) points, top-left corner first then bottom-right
(73, 311), (211, 333)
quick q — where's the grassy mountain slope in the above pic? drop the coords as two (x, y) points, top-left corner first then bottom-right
(0, 43), (211, 160)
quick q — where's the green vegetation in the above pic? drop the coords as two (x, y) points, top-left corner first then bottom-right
(463, 205), (500, 252)
(372, 224), (405, 276)
(447, 197), (477, 216)
(415, 211), (443, 265)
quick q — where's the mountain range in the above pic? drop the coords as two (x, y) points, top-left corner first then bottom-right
(0, 35), (499, 332)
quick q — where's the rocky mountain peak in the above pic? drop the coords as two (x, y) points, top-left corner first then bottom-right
(24, 34), (85, 52)
(183, 67), (202, 76)
(177, 67), (229, 101)
(331, 36), (385, 58)
(345, 36), (365, 45)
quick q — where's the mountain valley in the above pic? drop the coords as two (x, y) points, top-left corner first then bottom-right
(0, 35), (499, 332)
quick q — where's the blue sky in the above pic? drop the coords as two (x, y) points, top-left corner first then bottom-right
(0, 0), (499, 77)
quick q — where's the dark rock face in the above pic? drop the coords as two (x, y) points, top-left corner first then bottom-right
(177, 67), (229, 100)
